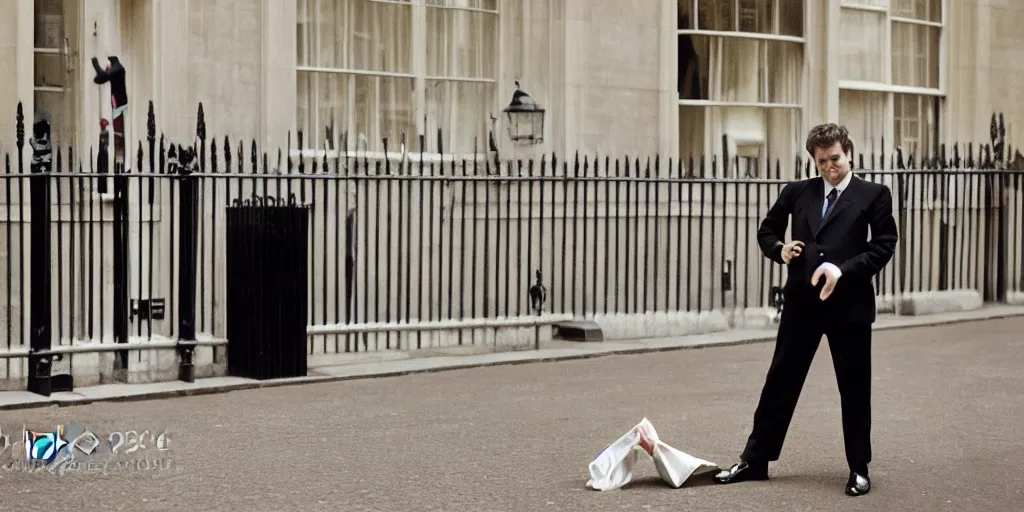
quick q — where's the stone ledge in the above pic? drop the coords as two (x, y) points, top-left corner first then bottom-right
(588, 311), (730, 341)
(897, 289), (984, 315)
(2, 305), (1023, 411)
(306, 324), (556, 367)
(0, 290), (998, 390)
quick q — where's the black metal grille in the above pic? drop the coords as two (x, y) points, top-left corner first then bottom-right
(226, 199), (310, 380)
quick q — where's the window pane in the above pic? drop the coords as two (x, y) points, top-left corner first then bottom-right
(297, 71), (415, 152)
(716, 38), (762, 103)
(691, 0), (804, 36)
(766, 40), (803, 105)
(891, 21), (940, 89)
(894, 93), (937, 159)
(34, 51), (75, 146)
(677, 30), (704, 99)
(765, 108), (803, 174)
(838, 9), (886, 83)
(737, 0), (773, 34)
(698, 0), (735, 31)
(426, 5), (497, 79)
(778, 0), (804, 37)
(678, 106), (802, 177)
(839, 90), (887, 161)
(297, 70), (341, 151)
(356, 74), (416, 152)
(424, 80), (494, 154)
(681, 36), (803, 105)
(34, 91), (73, 147)
(296, 0), (412, 73)
(892, 0), (941, 22)
(677, 106), (706, 168)
(35, 0), (65, 49)
(677, 0), (695, 29)
(34, 52), (66, 89)
(683, 36), (761, 103)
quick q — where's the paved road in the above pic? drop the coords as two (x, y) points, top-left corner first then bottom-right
(1, 317), (1021, 511)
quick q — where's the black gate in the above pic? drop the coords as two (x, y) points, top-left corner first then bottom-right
(225, 197), (310, 380)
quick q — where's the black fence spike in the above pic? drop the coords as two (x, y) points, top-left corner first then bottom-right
(3, 111), (1024, 371)
(15, 102), (24, 150)
(197, 103), (206, 142)
(147, 101), (156, 143)
(210, 138), (218, 174)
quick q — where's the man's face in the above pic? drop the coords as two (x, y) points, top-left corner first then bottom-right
(813, 141), (851, 186)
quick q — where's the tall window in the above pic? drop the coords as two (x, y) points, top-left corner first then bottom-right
(677, 0), (805, 177)
(838, 0), (943, 161)
(34, 0), (79, 148)
(296, 0), (499, 156)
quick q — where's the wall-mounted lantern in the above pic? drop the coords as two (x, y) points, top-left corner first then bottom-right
(502, 81), (545, 144)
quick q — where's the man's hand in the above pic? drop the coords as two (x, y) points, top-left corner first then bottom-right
(811, 263), (842, 301)
(781, 241), (804, 265)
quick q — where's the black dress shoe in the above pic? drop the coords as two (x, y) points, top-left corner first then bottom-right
(713, 461), (769, 484)
(845, 471), (871, 496)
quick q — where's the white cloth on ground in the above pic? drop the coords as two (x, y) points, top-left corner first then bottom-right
(586, 417), (719, 491)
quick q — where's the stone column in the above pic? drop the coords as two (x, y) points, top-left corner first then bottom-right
(262, 0), (297, 153)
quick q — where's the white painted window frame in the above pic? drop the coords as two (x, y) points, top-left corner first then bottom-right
(33, 1), (78, 146)
(676, 0), (807, 175)
(677, 0), (807, 109)
(838, 0), (947, 155)
(293, 0), (499, 163)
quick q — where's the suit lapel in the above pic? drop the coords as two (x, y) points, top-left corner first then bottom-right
(815, 176), (860, 238)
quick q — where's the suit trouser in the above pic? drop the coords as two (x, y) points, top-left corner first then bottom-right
(740, 303), (873, 472)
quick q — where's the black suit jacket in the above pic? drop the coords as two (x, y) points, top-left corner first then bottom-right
(757, 175), (899, 324)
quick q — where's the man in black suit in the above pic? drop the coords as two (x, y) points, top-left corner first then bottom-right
(713, 124), (898, 497)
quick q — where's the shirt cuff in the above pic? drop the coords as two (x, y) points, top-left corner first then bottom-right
(815, 262), (842, 278)
(772, 242), (785, 264)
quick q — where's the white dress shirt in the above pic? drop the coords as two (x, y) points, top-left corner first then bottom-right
(816, 172), (854, 279)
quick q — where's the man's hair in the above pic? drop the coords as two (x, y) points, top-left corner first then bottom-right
(805, 123), (854, 158)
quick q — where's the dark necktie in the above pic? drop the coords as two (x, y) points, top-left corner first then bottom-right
(823, 188), (838, 219)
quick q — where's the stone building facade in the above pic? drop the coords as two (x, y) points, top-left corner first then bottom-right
(0, 0), (1022, 173)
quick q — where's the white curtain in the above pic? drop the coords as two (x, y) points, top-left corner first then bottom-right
(296, 0), (497, 154)
(894, 93), (937, 159)
(891, 21), (940, 88)
(296, 0), (414, 152)
(839, 90), (887, 162)
(838, 8), (887, 83)
(891, 0), (942, 22)
(680, 0), (807, 173)
(424, 3), (497, 154)
(836, 0), (943, 163)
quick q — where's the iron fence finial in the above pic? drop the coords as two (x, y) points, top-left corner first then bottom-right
(147, 101), (156, 143)
(16, 102), (24, 150)
(197, 103), (206, 142)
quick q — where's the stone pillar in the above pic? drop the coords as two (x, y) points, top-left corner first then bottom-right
(263, 0), (297, 152)
(658, 0), (678, 159)
(8, 0), (34, 165)
(802, 0), (830, 131)
(152, 0), (192, 143)
(823, 0), (840, 124)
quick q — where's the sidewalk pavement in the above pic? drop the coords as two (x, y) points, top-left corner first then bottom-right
(3, 304), (1023, 411)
